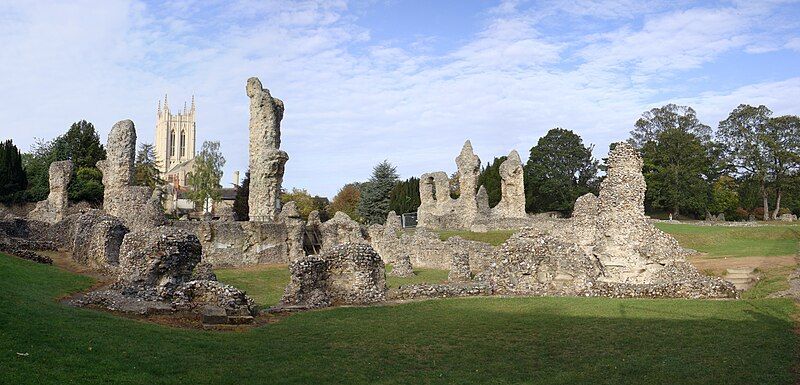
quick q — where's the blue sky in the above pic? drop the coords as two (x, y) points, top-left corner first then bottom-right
(1, 0), (799, 197)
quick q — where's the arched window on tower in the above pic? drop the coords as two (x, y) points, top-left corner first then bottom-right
(180, 130), (186, 158)
(170, 129), (175, 157)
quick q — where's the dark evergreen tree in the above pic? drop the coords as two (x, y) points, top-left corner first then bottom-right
(524, 128), (599, 214)
(389, 177), (420, 214)
(357, 160), (399, 224)
(233, 171), (250, 221)
(0, 140), (28, 203)
(477, 156), (506, 208)
(134, 143), (164, 188)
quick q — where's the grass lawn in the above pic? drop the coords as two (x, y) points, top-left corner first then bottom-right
(656, 223), (800, 258)
(437, 229), (515, 246)
(217, 264), (450, 307)
(2, 252), (799, 385)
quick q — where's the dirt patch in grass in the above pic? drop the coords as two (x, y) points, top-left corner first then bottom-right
(688, 255), (798, 275)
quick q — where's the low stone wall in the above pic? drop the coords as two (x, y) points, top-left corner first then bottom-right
(369, 226), (494, 272)
(171, 220), (291, 267)
(388, 282), (491, 300)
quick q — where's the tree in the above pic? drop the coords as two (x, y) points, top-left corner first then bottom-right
(187, 141), (225, 212)
(524, 128), (599, 214)
(717, 105), (774, 220)
(630, 104), (712, 148)
(281, 188), (328, 219)
(708, 176), (739, 216)
(357, 160), (399, 224)
(0, 140), (28, 203)
(134, 143), (163, 188)
(68, 167), (104, 203)
(58, 120), (106, 169)
(477, 156), (506, 208)
(328, 183), (362, 221)
(764, 115), (800, 218)
(233, 171), (250, 221)
(640, 128), (711, 217)
(389, 177), (420, 214)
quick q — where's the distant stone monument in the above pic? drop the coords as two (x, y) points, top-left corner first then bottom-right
(246, 77), (289, 221)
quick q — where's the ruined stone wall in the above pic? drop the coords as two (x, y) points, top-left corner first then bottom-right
(247, 77), (288, 221)
(417, 141), (533, 230)
(171, 220), (290, 267)
(281, 243), (386, 309)
(28, 160), (72, 224)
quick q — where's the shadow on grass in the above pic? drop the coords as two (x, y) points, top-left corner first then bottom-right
(2, 254), (798, 385)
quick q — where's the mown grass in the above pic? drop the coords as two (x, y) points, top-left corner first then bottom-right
(216, 264), (451, 307)
(2, 252), (799, 385)
(437, 229), (515, 246)
(216, 265), (290, 307)
(655, 223), (800, 258)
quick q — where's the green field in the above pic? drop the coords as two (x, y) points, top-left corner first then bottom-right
(437, 229), (515, 245)
(655, 223), (800, 257)
(216, 264), (450, 307)
(2, 252), (798, 385)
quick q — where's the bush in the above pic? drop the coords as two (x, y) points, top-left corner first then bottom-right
(727, 207), (749, 221)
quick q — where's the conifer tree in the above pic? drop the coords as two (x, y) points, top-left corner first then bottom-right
(357, 160), (398, 224)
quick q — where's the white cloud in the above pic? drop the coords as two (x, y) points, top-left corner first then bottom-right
(0, 0), (798, 198)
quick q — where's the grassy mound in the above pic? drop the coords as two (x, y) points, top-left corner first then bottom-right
(2, 252), (798, 384)
(655, 223), (800, 257)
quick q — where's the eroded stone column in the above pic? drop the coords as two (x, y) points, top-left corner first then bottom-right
(28, 160), (73, 224)
(492, 150), (526, 218)
(247, 77), (289, 221)
(455, 141), (480, 222)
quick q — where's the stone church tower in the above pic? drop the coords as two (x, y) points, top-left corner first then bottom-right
(155, 94), (196, 174)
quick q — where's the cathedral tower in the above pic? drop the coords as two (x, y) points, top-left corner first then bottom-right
(155, 94), (196, 174)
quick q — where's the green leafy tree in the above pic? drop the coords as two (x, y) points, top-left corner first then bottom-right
(630, 104), (712, 148)
(708, 176), (739, 216)
(357, 160), (399, 224)
(764, 115), (800, 218)
(717, 105), (774, 220)
(134, 143), (163, 189)
(328, 183), (362, 221)
(389, 177), (420, 214)
(233, 171), (250, 221)
(641, 128), (710, 217)
(477, 156), (506, 208)
(58, 120), (106, 169)
(524, 128), (599, 214)
(0, 140), (28, 203)
(68, 167), (104, 203)
(187, 141), (225, 212)
(281, 188), (328, 219)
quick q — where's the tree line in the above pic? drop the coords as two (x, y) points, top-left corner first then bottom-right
(319, 103), (799, 224)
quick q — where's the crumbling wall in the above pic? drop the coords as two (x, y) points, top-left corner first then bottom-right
(280, 243), (386, 309)
(172, 220), (290, 267)
(417, 141), (532, 230)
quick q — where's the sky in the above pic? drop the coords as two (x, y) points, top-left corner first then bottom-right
(1, 0), (799, 197)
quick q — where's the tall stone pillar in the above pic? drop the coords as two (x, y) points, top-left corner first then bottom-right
(28, 160), (73, 224)
(492, 150), (526, 218)
(98, 119), (136, 217)
(455, 140), (480, 224)
(246, 77), (289, 222)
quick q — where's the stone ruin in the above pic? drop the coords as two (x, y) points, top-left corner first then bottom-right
(247, 77), (288, 222)
(28, 160), (73, 224)
(477, 142), (736, 298)
(280, 243), (386, 309)
(417, 141), (529, 231)
(97, 120), (166, 231)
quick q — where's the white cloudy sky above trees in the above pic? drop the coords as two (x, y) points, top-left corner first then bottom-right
(1, 0), (799, 196)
